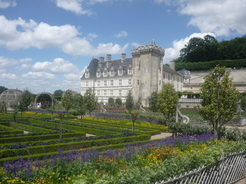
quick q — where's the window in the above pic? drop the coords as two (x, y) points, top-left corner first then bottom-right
(86, 81), (89, 87)
(110, 70), (115, 77)
(128, 69), (133, 75)
(110, 90), (113, 96)
(97, 72), (101, 78)
(177, 76), (179, 82)
(97, 90), (100, 96)
(97, 81), (100, 86)
(118, 70), (123, 76)
(128, 79), (132, 85)
(104, 80), (107, 86)
(103, 71), (108, 77)
(119, 90), (122, 96)
(110, 80), (114, 86)
(85, 72), (90, 78)
(137, 80), (139, 85)
(119, 79), (122, 86)
(104, 90), (107, 96)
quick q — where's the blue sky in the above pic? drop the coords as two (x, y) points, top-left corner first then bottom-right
(0, 0), (245, 94)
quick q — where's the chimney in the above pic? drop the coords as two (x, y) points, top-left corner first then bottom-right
(121, 53), (126, 60)
(99, 57), (104, 63)
(107, 54), (112, 61)
(170, 60), (175, 71)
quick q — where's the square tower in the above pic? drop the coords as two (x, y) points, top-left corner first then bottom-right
(131, 41), (165, 106)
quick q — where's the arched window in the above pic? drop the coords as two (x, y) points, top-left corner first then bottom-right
(97, 72), (101, 78)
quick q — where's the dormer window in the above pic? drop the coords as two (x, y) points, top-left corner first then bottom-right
(97, 72), (101, 78)
(85, 68), (90, 78)
(128, 68), (133, 75)
(110, 70), (115, 77)
(103, 70), (108, 77)
(118, 69), (123, 76)
(85, 72), (90, 78)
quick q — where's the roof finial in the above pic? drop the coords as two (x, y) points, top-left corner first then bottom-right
(152, 39), (156, 46)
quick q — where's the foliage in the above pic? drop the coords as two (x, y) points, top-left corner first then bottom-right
(158, 83), (179, 124)
(0, 86), (8, 94)
(20, 89), (33, 111)
(62, 89), (74, 113)
(75, 94), (86, 126)
(53, 89), (63, 97)
(175, 58), (246, 71)
(108, 97), (115, 107)
(125, 91), (134, 112)
(84, 88), (97, 115)
(115, 97), (122, 107)
(175, 35), (246, 64)
(178, 35), (219, 63)
(199, 66), (240, 137)
(149, 91), (159, 112)
(241, 96), (246, 111)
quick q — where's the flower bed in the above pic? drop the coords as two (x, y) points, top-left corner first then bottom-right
(1, 133), (245, 184)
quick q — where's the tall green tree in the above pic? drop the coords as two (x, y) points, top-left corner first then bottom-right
(0, 86), (8, 94)
(125, 91), (134, 112)
(108, 97), (115, 107)
(199, 66), (240, 137)
(20, 89), (33, 111)
(115, 97), (122, 107)
(62, 89), (74, 113)
(84, 88), (97, 115)
(158, 83), (179, 124)
(75, 94), (86, 126)
(54, 89), (63, 97)
(149, 91), (159, 112)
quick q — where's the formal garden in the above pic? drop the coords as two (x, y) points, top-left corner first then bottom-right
(0, 66), (246, 184)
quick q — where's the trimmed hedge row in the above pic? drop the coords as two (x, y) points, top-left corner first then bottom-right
(0, 130), (23, 136)
(0, 134), (151, 164)
(0, 132), (86, 144)
(67, 120), (162, 135)
(175, 59), (246, 71)
(9, 122), (57, 134)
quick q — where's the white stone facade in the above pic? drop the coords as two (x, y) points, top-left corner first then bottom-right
(81, 42), (184, 106)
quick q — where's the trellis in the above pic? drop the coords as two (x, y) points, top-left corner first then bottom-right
(155, 150), (246, 184)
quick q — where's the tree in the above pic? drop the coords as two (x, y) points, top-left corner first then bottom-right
(75, 94), (86, 126)
(108, 97), (115, 107)
(62, 89), (74, 113)
(199, 66), (240, 137)
(84, 88), (97, 115)
(54, 89), (63, 97)
(20, 89), (33, 111)
(125, 91), (134, 112)
(149, 91), (159, 112)
(158, 83), (179, 124)
(115, 97), (122, 107)
(0, 86), (8, 94)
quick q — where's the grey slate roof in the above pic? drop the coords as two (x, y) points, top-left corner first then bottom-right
(81, 57), (180, 79)
(81, 57), (133, 79)
(163, 65), (182, 76)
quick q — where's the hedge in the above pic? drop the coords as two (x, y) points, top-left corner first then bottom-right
(175, 59), (246, 71)
(0, 132), (85, 144)
(0, 134), (151, 164)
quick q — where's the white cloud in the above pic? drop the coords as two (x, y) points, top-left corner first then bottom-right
(131, 42), (141, 48)
(32, 58), (78, 74)
(159, 0), (246, 36)
(0, 16), (128, 56)
(115, 31), (128, 38)
(22, 72), (56, 80)
(56, 0), (92, 15)
(0, 73), (18, 80)
(87, 33), (98, 38)
(0, 56), (18, 67)
(64, 73), (80, 80)
(163, 33), (216, 64)
(0, 0), (16, 9)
